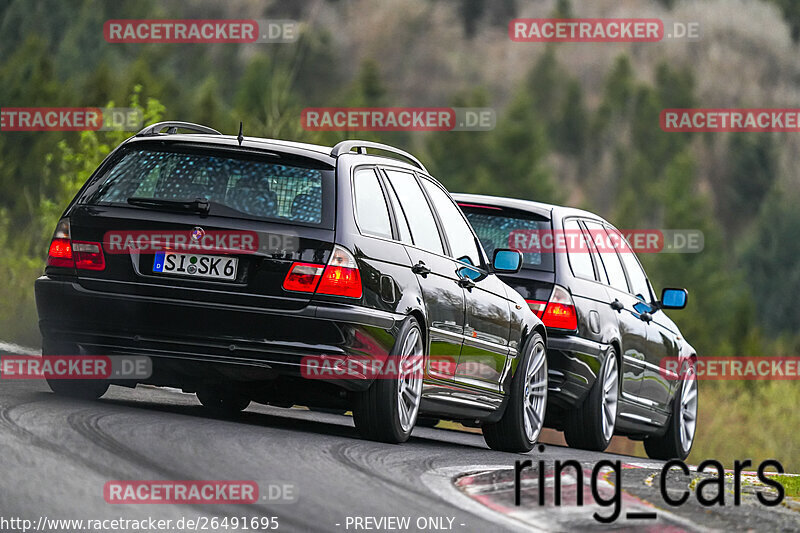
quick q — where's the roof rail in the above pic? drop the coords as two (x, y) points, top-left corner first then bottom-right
(136, 121), (222, 137)
(330, 140), (428, 173)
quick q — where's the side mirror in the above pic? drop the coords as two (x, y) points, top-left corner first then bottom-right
(660, 288), (688, 309)
(493, 249), (523, 273)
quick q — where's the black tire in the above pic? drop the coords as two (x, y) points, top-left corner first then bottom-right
(46, 377), (109, 400)
(564, 348), (618, 452)
(644, 360), (698, 460)
(483, 332), (548, 453)
(40, 343), (109, 400)
(197, 389), (251, 415)
(353, 317), (423, 444)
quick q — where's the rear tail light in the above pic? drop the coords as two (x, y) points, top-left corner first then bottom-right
(525, 300), (547, 318)
(46, 219), (105, 271)
(317, 245), (362, 298)
(283, 263), (324, 292)
(541, 285), (578, 331)
(73, 242), (106, 270)
(282, 245), (363, 298)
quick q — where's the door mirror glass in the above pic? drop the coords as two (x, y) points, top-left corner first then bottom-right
(493, 249), (522, 273)
(661, 288), (687, 309)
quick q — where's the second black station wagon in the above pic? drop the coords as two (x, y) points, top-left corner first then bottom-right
(455, 194), (698, 460)
(35, 121), (548, 452)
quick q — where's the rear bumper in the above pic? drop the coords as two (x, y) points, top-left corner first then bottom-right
(35, 276), (402, 392)
(545, 333), (607, 411)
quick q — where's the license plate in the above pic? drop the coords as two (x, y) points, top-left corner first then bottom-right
(153, 252), (238, 281)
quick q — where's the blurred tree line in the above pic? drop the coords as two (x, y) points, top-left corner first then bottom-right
(0, 0), (797, 367)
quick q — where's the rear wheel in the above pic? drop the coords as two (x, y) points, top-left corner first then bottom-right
(46, 377), (109, 400)
(483, 332), (548, 453)
(644, 360), (698, 460)
(41, 342), (109, 400)
(197, 389), (251, 415)
(564, 349), (618, 452)
(353, 317), (423, 444)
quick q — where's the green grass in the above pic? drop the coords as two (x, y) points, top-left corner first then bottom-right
(773, 475), (800, 497)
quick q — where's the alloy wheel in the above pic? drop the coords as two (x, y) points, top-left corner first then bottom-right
(396, 327), (423, 432)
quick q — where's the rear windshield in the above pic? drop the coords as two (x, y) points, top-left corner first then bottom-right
(88, 147), (333, 227)
(461, 206), (554, 272)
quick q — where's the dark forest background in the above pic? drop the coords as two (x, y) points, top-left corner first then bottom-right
(1, 0), (798, 467)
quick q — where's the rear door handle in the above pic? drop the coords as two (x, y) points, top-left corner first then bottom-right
(610, 299), (624, 312)
(411, 261), (431, 277)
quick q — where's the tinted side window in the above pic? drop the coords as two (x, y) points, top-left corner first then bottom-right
(585, 220), (628, 293)
(353, 168), (392, 239)
(384, 170), (443, 254)
(612, 228), (651, 300)
(563, 218), (595, 280)
(422, 179), (482, 266)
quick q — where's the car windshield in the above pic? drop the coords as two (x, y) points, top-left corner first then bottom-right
(88, 147), (331, 226)
(461, 207), (554, 272)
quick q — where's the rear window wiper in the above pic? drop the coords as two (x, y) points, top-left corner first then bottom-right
(127, 197), (210, 214)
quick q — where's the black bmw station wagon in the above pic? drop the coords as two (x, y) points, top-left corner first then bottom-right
(35, 121), (547, 452)
(454, 193), (698, 460)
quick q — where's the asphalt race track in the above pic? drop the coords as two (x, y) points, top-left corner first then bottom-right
(1, 377), (798, 532)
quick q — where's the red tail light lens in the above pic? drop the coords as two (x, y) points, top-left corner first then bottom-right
(46, 219), (105, 271)
(541, 285), (578, 331)
(283, 262), (324, 292)
(525, 300), (547, 318)
(73, 241), (106, 271)
(317, 245), (362, 299)
(47, 238), (74, 267)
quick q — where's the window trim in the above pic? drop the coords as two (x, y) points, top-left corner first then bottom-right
(562, 216), (598, 282)
(378, 166), (446, 256)
(417, 175), (488, 270)
(606, 224), (654, 302)
(351, 166), (394, 240)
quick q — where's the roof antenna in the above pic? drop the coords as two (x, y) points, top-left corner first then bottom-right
(237, 121), (244, 146)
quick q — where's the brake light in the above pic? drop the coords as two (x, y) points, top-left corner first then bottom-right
(283, 262), (324, 292)
(47, 238), (74, 267)
(46, 219), (105, 271)
(317, 245), (362, 298)
(525, 300), (547, 318)
(541, 285), (578, 331)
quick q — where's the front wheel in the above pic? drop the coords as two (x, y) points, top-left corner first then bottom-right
(353, 317), (424, 444)
(483, 332), (548, 453)
(564, 348), (618, 452)
(644, 360), (698, 460)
